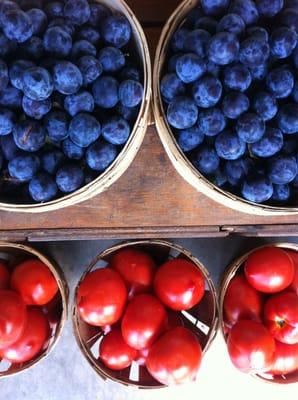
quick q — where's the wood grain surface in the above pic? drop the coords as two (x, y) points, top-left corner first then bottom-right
(1, 0), (298, 240)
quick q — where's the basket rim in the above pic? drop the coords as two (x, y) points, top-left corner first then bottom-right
(218, 242), (298, 385)
(0, 0), (152, 213)
(0, 241), (69, 379)
(72, 239), (219, 389)
(152, 0), (298, 217)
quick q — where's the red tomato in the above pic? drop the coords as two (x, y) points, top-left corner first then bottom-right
(270, 341), (298, 375)
(121, 294), (166, 350)
(223, 274), (263, 327)
(77, 268), (127, 327)
(99, 328), (137, 370)
(146, 326), (202, 385)
(154, 259), (205, 311)
(227, 320), (276, 373)
(264, 292), (298, 345)
(0, 262), (10, 289)
(110, 249), (156, 299)
(0, 307), (50, 363)
(244, 247), (294, 293)
(287, 251), (298, 296)
(0, 290), (27, 347)
(11, 259), (58, 305)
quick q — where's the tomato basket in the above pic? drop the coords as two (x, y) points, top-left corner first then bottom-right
(153, 0), (298, 217)
(0, 241), (68, 378)
(219, 242), (298, 385)
(72, 239), (218, 389)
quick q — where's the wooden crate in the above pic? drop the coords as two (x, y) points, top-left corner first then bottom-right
(1, 0), (298, 241)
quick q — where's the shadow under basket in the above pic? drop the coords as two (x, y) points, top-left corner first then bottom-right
(0, 0), (151, 213)
(153, 0), (298, 217)
(219, 242), (298, 385)
(72, 239), (218, 389)
(0, 241), (68, 378)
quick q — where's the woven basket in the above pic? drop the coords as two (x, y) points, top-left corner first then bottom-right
(0, 0), (151, 213)
(73, 239), (218, 389)
(0, 241), (68, 378)
(219, 242), (298, 384)
(153, 0), (298, 216)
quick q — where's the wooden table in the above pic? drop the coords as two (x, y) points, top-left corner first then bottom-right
(1, 0), (298, 242)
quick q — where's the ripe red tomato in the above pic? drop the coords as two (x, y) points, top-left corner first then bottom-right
(154, 259), (205, 311)
(244, 247), (294, 293)
(0, 262), (9, 289)
(0, 307), (50, 363)
(77, 268), (127, 327)
(99, 328), (137, 370)
(287, 251), (298, 296)
(121, 294), (166, 350)
(270, 341), (298, 375)
(0, 290), (27, 347)
(11, 259), (58, 305)
(227, 320), (276, 373)
(110, 248), (156, 299)
(223, 274), (263, 327)
(264, 292), (298, 345)
(146, 326), (202, 385)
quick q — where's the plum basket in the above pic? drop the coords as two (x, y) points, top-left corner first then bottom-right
(0, 241), (68, 378)
(72, 239), (218, 389)
(152, 0), (298, 216)
(0, 0), (151, 213)
(219, 242), (298, 384)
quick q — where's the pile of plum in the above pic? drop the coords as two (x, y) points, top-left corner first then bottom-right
(161, 0), (298, 205)
(0, 0), (143, 204)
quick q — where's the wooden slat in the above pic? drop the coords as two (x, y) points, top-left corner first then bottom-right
(126, 0), (182, 24)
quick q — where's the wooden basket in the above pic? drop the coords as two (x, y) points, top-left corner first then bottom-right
(0, 242), (68, 378)
(0, 0), (152, 213)
(72, 239), (218, 389)
(153, 0), (298, 217)
(219, 242), (298, 384)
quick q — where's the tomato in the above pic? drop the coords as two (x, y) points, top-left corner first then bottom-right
(270, 341), (298, 375)
(11, 259), (58, 305)
(154, 259), (205, 311)
(0, 290), (27, 347)
(0, 307), (50, 363)
(121, 294), (166, 350)
(287, 251), (298, 296)
(264, 292), (298, 345)
(77, 268), (127, 327)
(146, 326), (202, 385)
(244, 247), (294, 293)
(0, 262), (10, 289)
(227, 320), (276, 373)
(99, 328), (137, 371)
(110, 249), (156, 299)
(223, 274), (263, 327)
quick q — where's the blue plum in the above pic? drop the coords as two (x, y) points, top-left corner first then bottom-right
(192, 75), (222, 107)
(92, 76), (119, 109)
(8, 154), (40, 181)
(251, 127), (284, 158)
(215, 131), (246, 160)
(192, 146), (220, 174)
(102, 116), (130, 145)
(236, 113), (265, 143)
(119, 80), (143, 108)
(64, 91), (94, 117)
(69, 113), (101, 148)
(167, 97), (198, 129)
(86, 140), (117, 171)
(208, 32), (239, 65)
(177, 123), (205, 152)
(198, 108), (226, 136)
(29, 172), (58, 202)
(56, 164), (84, 193)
